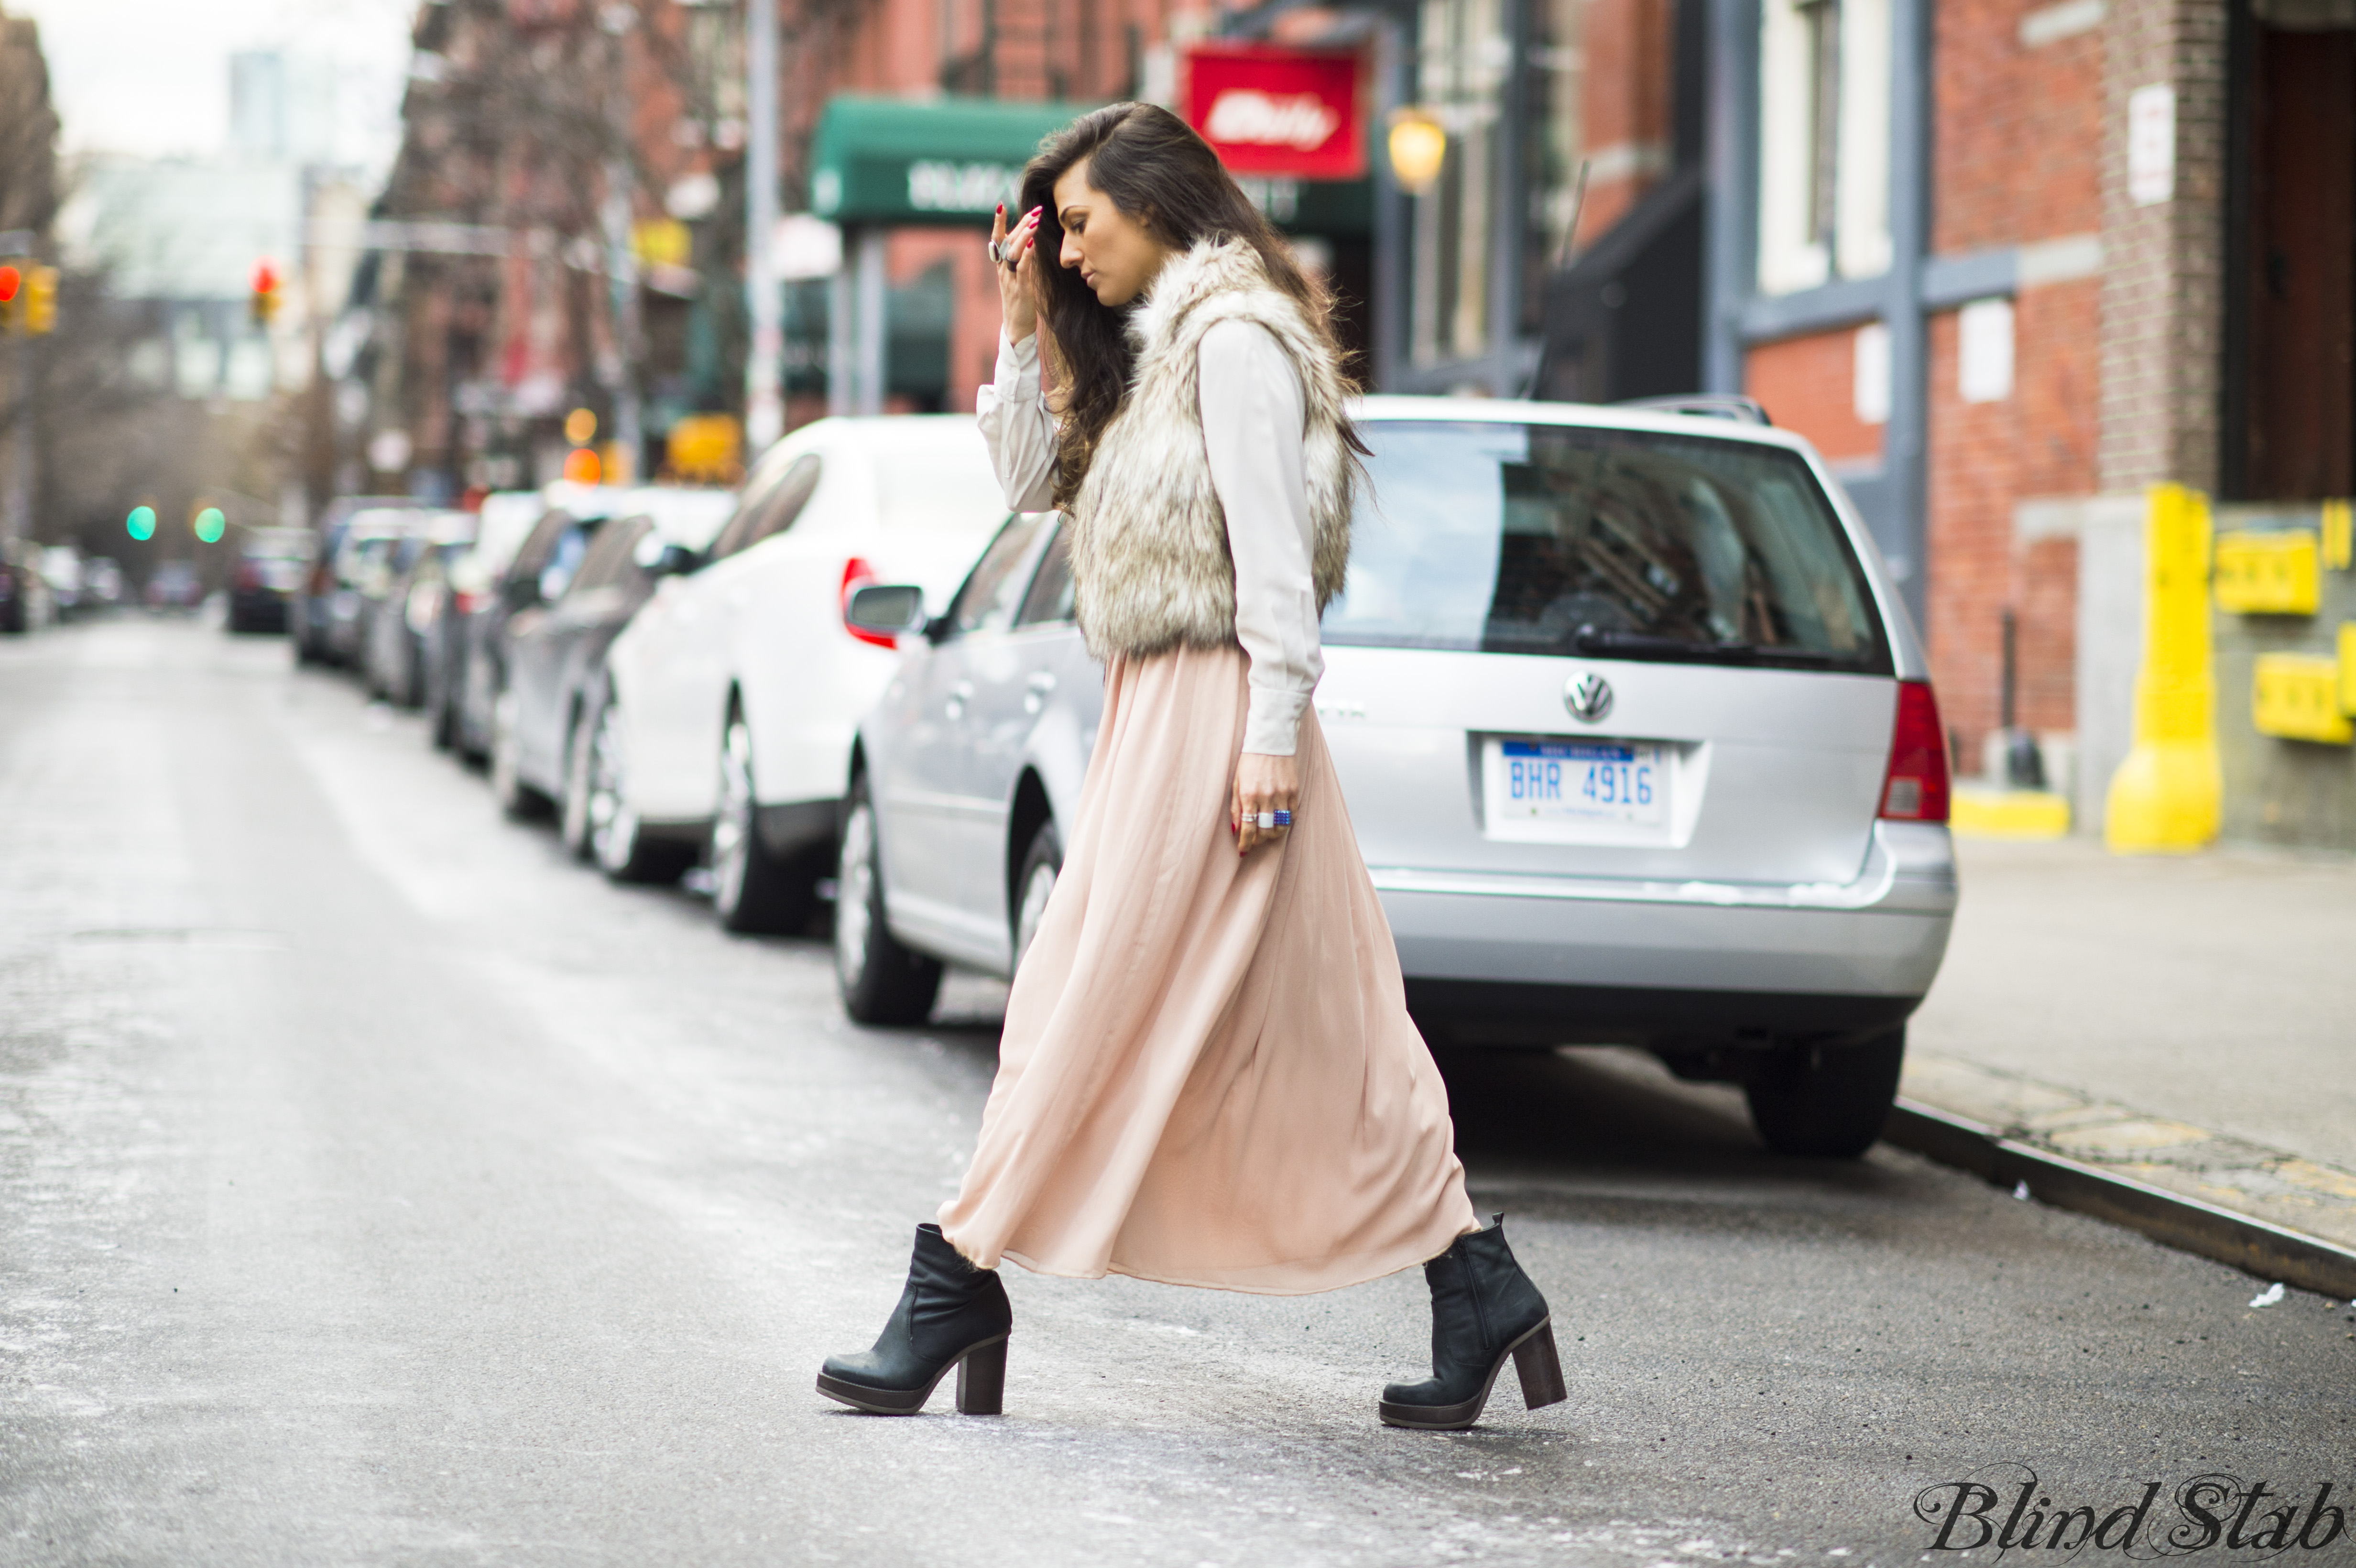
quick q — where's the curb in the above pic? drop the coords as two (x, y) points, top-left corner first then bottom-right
(1884, 1099), (2356, 1299)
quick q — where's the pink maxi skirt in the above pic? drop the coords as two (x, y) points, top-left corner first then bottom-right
(937, 643), (1478, 1294)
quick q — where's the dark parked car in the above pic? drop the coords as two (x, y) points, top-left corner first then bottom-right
(292, 496), (429, 664)
(83, 556), (124, 611)
(495, 492), (733, 868)
(422, 490), (554, 753)
(145, 559), (203, 613)
(0, 540), (51, 632)
(362, 512), (475, 704)
(321, 510), (419, 668)
(227, 527), (313, 633)
(472, 506), (611, 797)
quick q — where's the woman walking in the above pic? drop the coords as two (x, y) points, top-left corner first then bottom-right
(817, 102), (1563, 1432)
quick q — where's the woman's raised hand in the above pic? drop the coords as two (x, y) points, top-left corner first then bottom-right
(992, 204), (1043, 344)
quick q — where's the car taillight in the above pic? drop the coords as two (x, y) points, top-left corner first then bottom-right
(1878, 679), (1950, 822)
(840, 555), (898, 649)
(453, 588), (485, 616)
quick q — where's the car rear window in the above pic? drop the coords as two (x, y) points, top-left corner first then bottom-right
(1326, 421), (1891, 673)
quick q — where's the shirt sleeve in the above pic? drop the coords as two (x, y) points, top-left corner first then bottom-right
(1198, 317), (1322, 757)
(975, 331), (1058, 512)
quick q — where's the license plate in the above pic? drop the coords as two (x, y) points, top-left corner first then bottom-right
(1485, 738), (1668, 829)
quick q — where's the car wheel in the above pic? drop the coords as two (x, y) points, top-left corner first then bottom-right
(709, 708), (807, 933)
(569, 689), (692, 884)
(427, 666), (458, 751)
(1745, 1029), (1906, 1159)
(559, 703), (599, 861)
(835, 774), (943, 1024)
(1011, 819), (1061, 978)
(490, 684), (550, 820)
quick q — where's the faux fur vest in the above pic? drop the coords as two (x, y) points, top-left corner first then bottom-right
(1065, 238), (1355, 661)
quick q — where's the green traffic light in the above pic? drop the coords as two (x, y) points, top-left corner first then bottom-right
(195, 507), (226, 544)
(127, 505), (156, 541)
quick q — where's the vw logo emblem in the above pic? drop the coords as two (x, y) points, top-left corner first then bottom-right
(1564, 671), (1614, 724)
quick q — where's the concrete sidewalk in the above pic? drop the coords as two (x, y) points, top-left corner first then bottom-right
(1900, 835), (2356, 1285)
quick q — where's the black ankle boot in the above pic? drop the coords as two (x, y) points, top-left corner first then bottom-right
(818, 1223), (1013, 1415)
(1379, 1214), (1566, 1430)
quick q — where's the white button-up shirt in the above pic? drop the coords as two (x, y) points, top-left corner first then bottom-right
(975, 322), (1324, 757)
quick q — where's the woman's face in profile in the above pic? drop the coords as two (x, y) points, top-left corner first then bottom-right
(1053, 158), (1173, 309)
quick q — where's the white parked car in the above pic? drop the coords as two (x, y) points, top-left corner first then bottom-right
(840, 398), (1959, 1158)
(600, 416), (1007, 930)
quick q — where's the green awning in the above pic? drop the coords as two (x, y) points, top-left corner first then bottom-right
(809, 96), (1102, 226)
(807, 95), (1373, 235)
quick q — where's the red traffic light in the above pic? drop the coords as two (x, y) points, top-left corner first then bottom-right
(0, 267), (19, 305)
(251, 260), (279, 295)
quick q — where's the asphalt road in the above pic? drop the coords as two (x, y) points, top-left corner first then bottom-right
(4, 616), (2351, 1567)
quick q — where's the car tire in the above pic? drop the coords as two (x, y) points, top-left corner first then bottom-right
(489, 684), (551, 820)
(427, 668), (458, 751)
(835, 774), (943, 1025)
(1745, 1029), (1906, 1159)
(709, 707), (809, 933)
(1011, 819), (1061, 978)
(567, 688), (693, 884)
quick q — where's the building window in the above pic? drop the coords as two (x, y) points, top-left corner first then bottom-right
(1757, 0), (1891, 294)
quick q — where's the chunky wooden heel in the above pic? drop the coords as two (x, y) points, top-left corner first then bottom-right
(955, 1335), (1007, 1415)
(1513, 1319), (1567, 1410)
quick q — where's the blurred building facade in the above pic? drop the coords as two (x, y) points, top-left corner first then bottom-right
(1696, 0), (2353, 831)
(358, 0), (2350, 835)
(362, 0), (1679, 484)
(351, 0), (742, 499)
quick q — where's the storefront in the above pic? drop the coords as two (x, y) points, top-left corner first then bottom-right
(802, 84), (1375, 416)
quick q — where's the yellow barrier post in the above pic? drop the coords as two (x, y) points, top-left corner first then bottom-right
(2105, 483), (2222, 852)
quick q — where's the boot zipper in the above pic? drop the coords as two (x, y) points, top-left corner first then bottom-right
(1462, 1251), (1492, 1356)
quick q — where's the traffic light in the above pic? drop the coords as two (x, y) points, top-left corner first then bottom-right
(23, 266), (55, 334)
(250, 259), (282, 326)
(0, 261), (54, 335)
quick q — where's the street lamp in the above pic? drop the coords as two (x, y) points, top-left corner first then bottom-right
(1386, 109), (1448, 195)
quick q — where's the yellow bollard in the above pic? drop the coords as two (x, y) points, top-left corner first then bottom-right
(2105, 483), (2222, 853)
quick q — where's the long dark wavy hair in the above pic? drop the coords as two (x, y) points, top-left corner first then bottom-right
(1017, 101), (1362, 506)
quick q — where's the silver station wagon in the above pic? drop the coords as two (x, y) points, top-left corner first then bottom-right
(838, 397), (1958, 1158)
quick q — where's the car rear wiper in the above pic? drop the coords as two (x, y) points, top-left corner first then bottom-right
(1571, 626), (1851, 665)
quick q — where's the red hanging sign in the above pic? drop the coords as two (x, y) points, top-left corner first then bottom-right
(1183, 43), (1365, 181)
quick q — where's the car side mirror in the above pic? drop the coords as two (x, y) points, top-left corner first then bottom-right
(632, 534), (699, 577)
(845, 582), (928, 640)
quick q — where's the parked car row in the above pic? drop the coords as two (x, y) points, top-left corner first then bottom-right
(0, 542), (126, 632)
(338, 402), (1962, 1160)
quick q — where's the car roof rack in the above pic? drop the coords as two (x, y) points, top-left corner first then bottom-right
(1615, 394), (1773, 426)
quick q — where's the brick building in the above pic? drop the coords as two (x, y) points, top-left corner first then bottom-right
(1701, 0), (2353, 831)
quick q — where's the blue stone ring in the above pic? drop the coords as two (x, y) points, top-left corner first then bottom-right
(1255, 810), (1294, 830)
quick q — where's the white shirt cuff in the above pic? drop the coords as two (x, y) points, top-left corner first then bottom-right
(1243, 687), (1309, 757)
